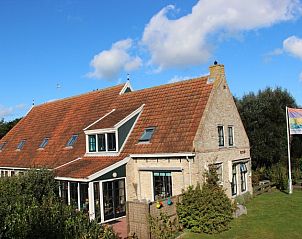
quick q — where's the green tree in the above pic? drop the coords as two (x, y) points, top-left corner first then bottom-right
(0, 117), (21, 139)
(0, 170), (118, 239)
(235, 87), (301, 170)
(177, 169), (234, 234)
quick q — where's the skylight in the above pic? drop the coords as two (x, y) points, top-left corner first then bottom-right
(66, 134), (78, 147)
(139, 127), (156, 142)
(17, 140), (26, 150)
(0, 142), (6, 151)
(39, 138), (49, 148)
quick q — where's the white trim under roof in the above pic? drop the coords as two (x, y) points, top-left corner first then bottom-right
(138, 166), (183, 171)
(56, 156), (131, 182)
(130, 153), (195, 158)
(119, 81), (133, 95)
(54, 157), (82, 170)
(87, 156), (130, 181)
(0, 166), (30, 171)
(54, 176), (88, 182)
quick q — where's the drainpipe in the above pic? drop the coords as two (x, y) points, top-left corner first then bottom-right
(187, 156), (192, 186)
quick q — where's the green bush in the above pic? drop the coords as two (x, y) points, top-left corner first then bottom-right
(0, 169), (118, 239)
(267, 163), (288, 190)
(234, 192), (252, 206)
(177, 169), (234, 234)
(148, 212), (180, 239)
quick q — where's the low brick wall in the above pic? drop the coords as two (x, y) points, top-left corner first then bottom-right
(127, 195), (181, 239)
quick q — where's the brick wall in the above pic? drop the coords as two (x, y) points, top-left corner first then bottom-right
(126, 158), (191, 202)
(127, 195), (181, 239)
(193, 64), (252, 197)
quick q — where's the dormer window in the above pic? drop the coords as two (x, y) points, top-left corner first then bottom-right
(88, 132), (117, 153)
(39, 138), (49, 148)
(107, 133), (116, 151)
(17, 140), (26, 150)
(66, 134), (78, 147)
(88, 135), (96, 152)
(0, 142), (6, 151)
(139, 127), (155, 142)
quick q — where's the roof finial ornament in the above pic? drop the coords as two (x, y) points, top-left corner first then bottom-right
(214, 60), (218, 65)
(32, 99), (35, 106)
(127, 73), (130, 81)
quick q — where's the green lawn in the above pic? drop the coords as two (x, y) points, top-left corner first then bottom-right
(181, 190), (302, 239)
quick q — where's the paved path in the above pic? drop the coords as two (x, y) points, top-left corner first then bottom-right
(108, 217), (128, 239)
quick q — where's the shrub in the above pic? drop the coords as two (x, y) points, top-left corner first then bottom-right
(0, 169), (118, 239)
(267, 163), (288, 190)
(234, 192), (252, 206)
(177, 169), (234, 234)
(148, 212), (180, 239)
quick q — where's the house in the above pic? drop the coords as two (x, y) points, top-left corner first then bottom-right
(0, 63), (252, 224)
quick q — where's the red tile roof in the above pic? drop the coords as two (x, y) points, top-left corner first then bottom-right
(0, 76), (213, 178)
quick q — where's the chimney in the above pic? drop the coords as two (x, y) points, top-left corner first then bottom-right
(209, 61), (225, 82)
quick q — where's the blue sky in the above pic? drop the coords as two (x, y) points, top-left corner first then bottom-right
(1, 0), (302, 121)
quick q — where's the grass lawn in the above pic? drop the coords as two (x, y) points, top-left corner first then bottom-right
(181, 190), (302, 239)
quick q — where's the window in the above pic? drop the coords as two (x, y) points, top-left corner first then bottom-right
(39, 138), (49, 148)
(139, 127), (155, 142)
(94, 182), (101, 222)
(80, 183), (89, 212)
(17, 140), (26, 150)
(0, 142), (6, 151)
(153, 171), (172, 200)
(88, 135), (96, 152)
(87, 132), (117, 153)
(228, 126), (234, 146)
(231, 165), (237, 196)
(97, 134), (106, 151)
(70, 182), (78, 208)
(240, 163), (247, 192)
(66, 134), (78, 147)
(60, 181), (68, 205)
(107, 133), (116, 151)
(218, 126), (224, 147)
(103, 179), (126, 221)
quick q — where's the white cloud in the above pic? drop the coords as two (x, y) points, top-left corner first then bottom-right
(264, 48), (284, 62)
(87, 39), (142, 80)
(0, 105), (13, 119)
(142, 0), (302, 70)
(283, 36), (302, 59)
(0, 104), (27, 119)
(168, 75), (194, 83)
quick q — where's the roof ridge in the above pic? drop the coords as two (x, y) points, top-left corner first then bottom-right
(33, 83), (125, 108)
(123, 75), (210, 95)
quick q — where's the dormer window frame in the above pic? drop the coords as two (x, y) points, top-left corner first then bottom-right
(83, 104), (144, 156)
(16, 139), (26, 151)
(66, 134), (79, 148)
(39, 137), (49, 149)
(0, 142), (7, 151)
(85, 129), (119, 155)
(139, 126), (156, 143)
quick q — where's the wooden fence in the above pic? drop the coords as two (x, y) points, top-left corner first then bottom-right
(126, 195), (181, 239)
(253, 182), (276, 196)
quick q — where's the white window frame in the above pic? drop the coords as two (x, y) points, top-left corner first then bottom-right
(85, 129), (119, 155)
(240, 163), (248, 193)
(228, 125), (234, 147)
(231, 164), (237, 197)
(218, 125), (225, 147)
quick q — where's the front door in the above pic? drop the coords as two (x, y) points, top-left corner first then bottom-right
(103, 179), (126, 221)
